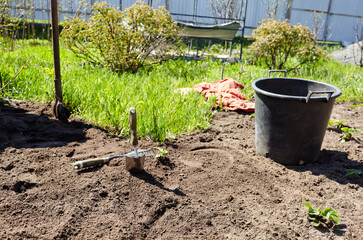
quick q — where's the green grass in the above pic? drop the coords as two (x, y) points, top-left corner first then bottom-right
(296, 60), (363, 102)
(1, 40), (363, 141)
(1, 40), (219, 141)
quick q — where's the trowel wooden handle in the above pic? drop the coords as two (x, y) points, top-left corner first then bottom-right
(71, 157), (110, 170)
(129, 107), (138, 146)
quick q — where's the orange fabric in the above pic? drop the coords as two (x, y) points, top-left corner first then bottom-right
(193, 78), (255, 112)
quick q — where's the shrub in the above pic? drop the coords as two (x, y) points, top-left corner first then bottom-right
(0, 0), (27, 51)
(247, 19), (325, 71)
(302, 202), (340, 228)
(61, 1), (180, 73)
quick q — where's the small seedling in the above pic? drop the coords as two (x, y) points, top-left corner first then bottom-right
(339, 127), (361, 142)
(154, 147), (169, 160)
(350, 104), (363, 108)
(328, 119), (346, 129)
(302, 202), (340, 228)
(153, 147), (173, 167)
(346, 169), (362, 176)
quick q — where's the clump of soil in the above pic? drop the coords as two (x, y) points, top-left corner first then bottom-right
(0, 100), (362, 239)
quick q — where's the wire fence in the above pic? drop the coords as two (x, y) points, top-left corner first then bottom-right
(1, 0), (363, 43)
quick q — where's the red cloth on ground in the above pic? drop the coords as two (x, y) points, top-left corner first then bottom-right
(193, 78), (255, 112)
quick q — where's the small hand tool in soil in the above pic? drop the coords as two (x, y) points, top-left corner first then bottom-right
(125, 107), (145, 173)
(71, 107), (155, 171)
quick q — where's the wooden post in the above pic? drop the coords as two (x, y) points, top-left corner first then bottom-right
(239, 0), (248, 60)
(50, 0), (62, 103)
(193, 0), (198, 23)
(285, 0), (294, 20)
(323, 0), (333, 41)
(50, 0), (69, 122)
(0, 72), (2, 112)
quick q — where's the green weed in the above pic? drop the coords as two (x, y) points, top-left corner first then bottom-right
(328, 119), (346, 129)
(328, 119), (361, 142)
(340, 127), (361, 142)
(346, 169), (362, 176)
(153, 147), (174, 167)
(350, 104), (363, 108)
(302, 202), (340, 228)
(154, 147), (168, 157)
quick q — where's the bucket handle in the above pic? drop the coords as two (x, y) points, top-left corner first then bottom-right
(268, 70), (287, 78)
(305, 91), (334, 103)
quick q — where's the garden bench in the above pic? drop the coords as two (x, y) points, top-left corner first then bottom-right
(176, 21), (241, 57)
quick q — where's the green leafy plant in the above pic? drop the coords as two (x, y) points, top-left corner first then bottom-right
(154, 147), (168, 159)
(328, 119), (346, 129)
(247, 19), (325, 70)
(302, 202), (340, 228)
(340, 127), (361, 142)
(209, 44), (222, 54)
(154, 147), (173, 167)
(350, 104), (363, 108)
(346, 169), (362, 176)
(61, 1), (180, 73)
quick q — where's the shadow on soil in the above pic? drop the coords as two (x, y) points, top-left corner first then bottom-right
(315, 224), (347, 237)
(286, 150), (363, 188)
(0, 104), (90, 154)
(75, 166), (186, 197)
(131, 170), (186, 197)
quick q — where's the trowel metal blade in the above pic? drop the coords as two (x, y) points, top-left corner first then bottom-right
(125, 155), (145, 173)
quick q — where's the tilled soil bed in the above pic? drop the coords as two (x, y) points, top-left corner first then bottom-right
(0, 101), (362, 239)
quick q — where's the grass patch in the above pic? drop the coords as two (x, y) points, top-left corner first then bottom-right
(1, 40), (219, 141)
(1, 40), (362, 141)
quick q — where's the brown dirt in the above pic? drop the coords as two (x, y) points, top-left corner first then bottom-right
(0, 100), (362, 240)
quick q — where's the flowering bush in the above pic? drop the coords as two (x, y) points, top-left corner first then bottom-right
(61, 1), (180, 72)
(247, 19), (325, 70)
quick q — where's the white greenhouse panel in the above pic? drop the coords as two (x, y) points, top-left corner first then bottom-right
(245, 1), (268, 28)
(292, 0), (330, 12)
(290, 10), (327, 40)
(330, 0), (363, 16)
(328, 15), (362, 42)
(4, 0), (363, 43)
(122, 0), (147, 10)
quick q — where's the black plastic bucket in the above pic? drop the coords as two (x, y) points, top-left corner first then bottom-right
(251, 71), (342, 165)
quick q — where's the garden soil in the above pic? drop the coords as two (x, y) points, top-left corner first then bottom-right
(0, 100), (362, 240)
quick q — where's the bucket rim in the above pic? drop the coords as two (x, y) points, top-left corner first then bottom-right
(251, 77), (342, 101)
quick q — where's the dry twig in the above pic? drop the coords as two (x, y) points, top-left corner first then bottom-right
(0, 55), (33, 92)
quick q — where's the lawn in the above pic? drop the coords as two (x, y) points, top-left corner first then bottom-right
(1, 40), (362, 141)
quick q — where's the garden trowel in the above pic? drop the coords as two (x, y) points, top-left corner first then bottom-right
(71, 107), (154, 171)
(125, 107), (145, 173)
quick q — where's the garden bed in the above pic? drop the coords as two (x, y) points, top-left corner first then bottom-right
(0, 100), (362, 239)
